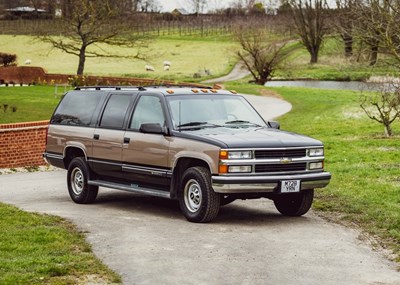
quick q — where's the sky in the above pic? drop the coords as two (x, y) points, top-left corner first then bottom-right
(160, 0), (232, 12)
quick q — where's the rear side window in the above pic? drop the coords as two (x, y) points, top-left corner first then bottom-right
(100, 94), (131, 129)
(51, 91), (103, 126)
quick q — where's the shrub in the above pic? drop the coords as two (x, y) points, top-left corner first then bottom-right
(0, 52), (17, 67)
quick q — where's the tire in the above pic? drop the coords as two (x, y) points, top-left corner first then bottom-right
(273, 189), (314, 216)
(178, 166), (220, 223)
(67, 157), (98, 204)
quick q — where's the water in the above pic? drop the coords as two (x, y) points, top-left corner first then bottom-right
(264, 80), (384, 91)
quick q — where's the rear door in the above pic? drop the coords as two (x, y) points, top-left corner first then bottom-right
(90, 92), (137, 179)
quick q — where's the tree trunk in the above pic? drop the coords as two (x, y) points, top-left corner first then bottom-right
(384, 123), (392, 137)
(310, 50), (318, 64)
(343, 34), (353, 57)
(77, 46), (86, 75)
(369, 45), (378, 66)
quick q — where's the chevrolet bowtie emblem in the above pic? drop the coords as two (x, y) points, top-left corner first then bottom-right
(280, 158), (292, 164)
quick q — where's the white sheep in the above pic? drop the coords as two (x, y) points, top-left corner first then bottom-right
(164, 65), (170, 71)
(163, 61), (171, 67)
(145, 65), (155, 72)
(24, 59), (32, 65)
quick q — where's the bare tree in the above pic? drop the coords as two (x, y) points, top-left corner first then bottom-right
(182, 0), (207, 14)
(39, 0), (148, 75)
(360, 81), (400, 137)
(335, 0), (356, 58)
(288, 0), (329, 64)
(235, 28), (297, 85)
(352, 0), (400, 67)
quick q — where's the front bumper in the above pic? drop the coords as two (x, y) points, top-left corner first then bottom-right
(212, 172), (331, 193)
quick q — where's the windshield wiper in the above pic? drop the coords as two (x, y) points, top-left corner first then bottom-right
(177, 122), (222, 129)
(225, 120), (262, 127)
(177, 121), (208, 128)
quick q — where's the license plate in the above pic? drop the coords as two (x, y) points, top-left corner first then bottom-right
(281, 180), (300, 193)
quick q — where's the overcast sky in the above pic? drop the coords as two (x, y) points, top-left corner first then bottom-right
(160, 0), (232, 12)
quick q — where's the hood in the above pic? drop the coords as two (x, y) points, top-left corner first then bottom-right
(179, 127), (323, 148)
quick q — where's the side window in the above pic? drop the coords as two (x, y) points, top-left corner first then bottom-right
(130, 95), (165, 130)
(100, 94), (131, 129)
(51, 91), (102, 126)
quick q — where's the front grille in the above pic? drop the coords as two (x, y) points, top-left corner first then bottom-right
(254, 149), (306, 159)
(255, 163), (307, 173)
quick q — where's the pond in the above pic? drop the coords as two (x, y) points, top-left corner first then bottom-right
(264, 80), (384, 91)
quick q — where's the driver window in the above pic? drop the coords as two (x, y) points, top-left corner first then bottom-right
(130, 95), (165, 130)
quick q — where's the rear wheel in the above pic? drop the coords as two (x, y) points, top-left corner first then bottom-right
(67, 157), (98, 204)
(273, 189), (314, 216)
(179, 166), (220, 223)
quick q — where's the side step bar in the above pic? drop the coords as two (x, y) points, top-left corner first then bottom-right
(88, 180), (171, 199)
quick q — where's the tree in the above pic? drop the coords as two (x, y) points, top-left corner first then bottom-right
(235, 28), (297, 85)
(335, 0), (356, 58)
(288, 0), (329, 64)
(183, 0), (207, 14)
(351, 0), (400, 67)
(360, 81), (400, 137)
(40, 0), (147, 75)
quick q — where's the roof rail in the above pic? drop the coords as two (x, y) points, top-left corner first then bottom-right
(74, 86), (144, 91)
(74, 84), (212, 91)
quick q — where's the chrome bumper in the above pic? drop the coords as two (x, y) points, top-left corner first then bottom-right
(212, 172), (331, 193)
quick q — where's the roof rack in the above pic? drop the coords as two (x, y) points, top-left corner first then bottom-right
(74, 84), (212, 91)
(74, 86), (145, 91)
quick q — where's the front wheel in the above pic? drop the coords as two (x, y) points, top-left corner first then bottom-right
(273, 189), (314, 216)
(179, 167), (220, 223)
(67, 157), (98, 204)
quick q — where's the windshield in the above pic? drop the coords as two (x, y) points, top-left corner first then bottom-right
(166, 95), (267, 130)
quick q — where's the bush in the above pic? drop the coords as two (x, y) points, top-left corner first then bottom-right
(0, 52), (17, 67)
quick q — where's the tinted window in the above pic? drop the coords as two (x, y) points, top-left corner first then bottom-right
(130, 95), (165, 129)
(100, 94), (131, 129)
(51, 91), (102, 126)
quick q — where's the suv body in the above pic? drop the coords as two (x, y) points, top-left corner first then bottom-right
(44, 86), (331, 222)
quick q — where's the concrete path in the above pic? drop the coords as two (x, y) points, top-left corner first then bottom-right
(203, 61), (250, 83)
(0, 171), (399, 285)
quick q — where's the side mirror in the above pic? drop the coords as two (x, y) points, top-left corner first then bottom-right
(268, 121), (280, 129)
(140, 123), (165, 134)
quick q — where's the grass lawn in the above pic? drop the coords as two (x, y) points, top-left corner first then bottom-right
(226, 82), (400, 264)
(0, 203), (121, 284)
(0, 35), (237, 81)
(0, 86), (61, 124)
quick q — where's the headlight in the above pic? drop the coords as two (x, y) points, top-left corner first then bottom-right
(309, 162), (324, 170)
(227, 151), (252, 159)
(308, 148), (324, 157)
(228, 165), (252, 173)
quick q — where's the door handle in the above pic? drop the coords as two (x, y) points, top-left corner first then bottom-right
(123, 137), (130, 144)
(93, 134), (100, 140)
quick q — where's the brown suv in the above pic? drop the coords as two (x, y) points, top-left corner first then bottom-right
(44, 86), (331, 222)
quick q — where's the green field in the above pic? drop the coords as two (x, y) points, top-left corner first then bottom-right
(0, 35), (237, 81)
(0, 203), (121, 284)
(0, 86), (61, 124)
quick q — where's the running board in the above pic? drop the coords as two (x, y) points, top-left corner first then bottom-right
(88, 180), (171, 199)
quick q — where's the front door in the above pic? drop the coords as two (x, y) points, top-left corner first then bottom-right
(122, 94), (171, 189)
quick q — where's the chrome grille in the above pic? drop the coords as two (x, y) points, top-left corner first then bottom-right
(254, 163), (307, 173)
(254, 149), (306, 159)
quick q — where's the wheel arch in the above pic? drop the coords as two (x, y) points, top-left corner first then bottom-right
(170, 157), (212, 199)
(63, 146), (87, 168)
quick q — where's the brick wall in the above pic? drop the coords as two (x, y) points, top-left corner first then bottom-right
(0, 66), (209, 88)
(0, 120), (49, 168)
